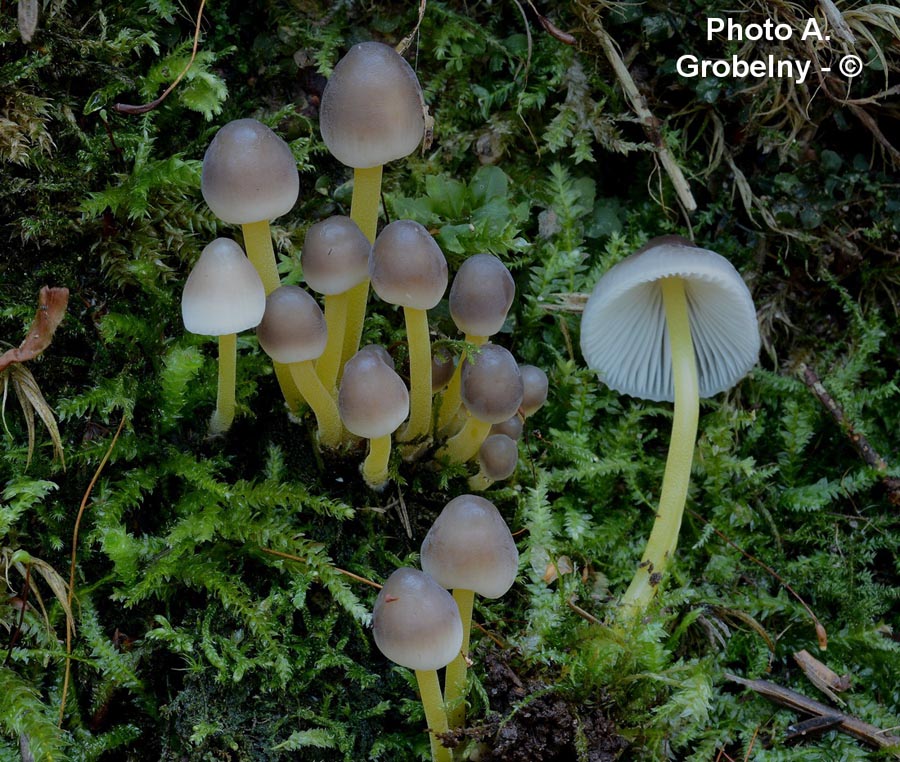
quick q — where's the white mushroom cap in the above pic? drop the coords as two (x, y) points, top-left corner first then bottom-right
(201, 118), (299, 225)
(338, 348), (409, 439)
(370, 220), (448, 310)
(256, 285), (327, 364)
(319, 41), (425, 169)
(580, 236), (760, 402)
(182, 238), (266, 336)
(301, 216), (371, 295)
(372, 568), (463, 672)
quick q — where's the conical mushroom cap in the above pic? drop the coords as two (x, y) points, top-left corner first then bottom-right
(460, 344), (523, 424)
(478, 434), (518, 481)
(580, 236), (760, 402)
(339, 348), (409, 438)
(420, 494), (519, 599)
(519, 365), (549, 417)
(201, 119), (299, 225)
(372, 568), (463, 671)
(370, 220), (448, 310)
(256, 285), (327, 364)
(301, 215), (371, 295)
(449, 254), (515, 337)
(319, 41), (425, 169)
(182, 238), (266, 336)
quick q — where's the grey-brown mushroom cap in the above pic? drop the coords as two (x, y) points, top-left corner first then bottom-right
(319, 41), (425, 169)
(460, 344), (524, 424)
(449, 254), (515, 337)
(370, 220), (448, 310)
(478, 434), (518, 481)
(182, 238), (266, 336)
(201, 119), (300, 225)
(256, 286), (327, 364)
(490, 415), (523, 441)
(338, 349), (409, 438)
(371, 568), (463, 672)
(431, 346), (455, 392)
(301, 216), (371, 295)
(420, 494), (519, 599)
(519, 365), (549, 417)
(359, 344), (396, 370)
(579, 237), (760, 402)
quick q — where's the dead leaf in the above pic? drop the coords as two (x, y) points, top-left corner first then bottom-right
(794, 649), (851, 705)
(0, 287), (69, 373)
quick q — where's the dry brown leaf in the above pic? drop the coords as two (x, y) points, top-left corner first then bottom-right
(0, 286), (69, 373)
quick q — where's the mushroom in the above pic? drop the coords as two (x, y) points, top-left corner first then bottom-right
(431, 346), (455, 394)
(319, 41), (426, 365)
(301, 215), (372, 393)
(468, 434), (518, 492)
(438, 254), (516, 431)
(420, 495), (518, 728)
(490, 415), (523, 441)
(580, 235), (759, 617)
(436, 343), (523, 464)
(201, 118), (302, 411)
(519, 364), (549, 417)
(181, 238), (265, 436)
(370, 220), (448, 442)
(372, 567), (462, 762)
(338, 347), (409, 490)
(256, 286), (342, 448)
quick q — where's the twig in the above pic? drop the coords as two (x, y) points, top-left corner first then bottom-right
(4, 564), (31, 666)
(259, 547), (382, 590)
(800, 364), (900, 506)
(396, 0), (427, 56)
(59, 413), (128, 726)
(113, 0), (207, 115)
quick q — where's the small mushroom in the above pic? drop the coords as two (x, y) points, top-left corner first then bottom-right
(370, 220), (448, 443)
(372, 567), (462, 762)
(420, 495), (518, 728)
(431, 346), (455, 394)
(181, 238), (265, 436)
(519, 364), (549, 417)
(256, 286), (341, 447)
(490, 415), (523, 441)
(580, 235), (759, 617)
(468, 434), (518, 491)
(338, 347), (409, 490)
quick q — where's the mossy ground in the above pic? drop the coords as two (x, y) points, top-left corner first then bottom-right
(1, 1), (899, 760)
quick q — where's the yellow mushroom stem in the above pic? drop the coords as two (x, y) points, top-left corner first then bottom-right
(362, 434), (392, 490)
(620, 277), (699, 618)
(315, 292), (349, 394)
(208, 332), (237, 436)
(436, 415), (492, 464)
(436, 334), (487, 433)
(467, 470), (493, 492)
(398, 306), (434, 442)
(414, 669), (452, 762)
(443, 587), (475, 729)
(287, 360), (342, 449)
(241, 219), (304, 413)
(342, 165), (383, 367)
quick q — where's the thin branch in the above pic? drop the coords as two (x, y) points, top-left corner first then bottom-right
(259, 547), (383, 590)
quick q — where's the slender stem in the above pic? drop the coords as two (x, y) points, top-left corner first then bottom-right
(415, 669), (452, 762)
(362, 434), (392, 490)
(316, 292), (348, 395)
(437, 334), (487, 433)
(620, 277), (699, 617)
(444, 588), (475, 729)
(436, 415), (492, 464)
(209, 333), (237, 435)
(288, 361), (342, 448)
(467, 470), (493, 492)
(398, 307), (433, 442)
(341, 279), (370, 369)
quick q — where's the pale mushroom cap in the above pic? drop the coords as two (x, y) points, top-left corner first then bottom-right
(490, 415), (523, 441)
(519, 365), (549, 417)
(338, 349), (409, 438)
(460, 344), (524, 424)
(431, 346), (456, 392)
(201, 119), (300, 225)
(478, 435), (518, 481)
(359, 344), (396, 370)
(319, 41), (425, 169)
(370, 220), (448, 310)
(182, 238), (266, 336)
(301, 216), (371, 295)
(449, 254), (515, 337)
(420, 494), (519, 599)
(371, 568), (463, 671)
(256, 285), (327, 364)
(580, 237), (760, 402)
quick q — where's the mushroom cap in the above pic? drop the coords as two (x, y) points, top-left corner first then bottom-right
(431, 346), (456, 393)
(256, 285), (327, 364)
(182, 238), (266, 336)
(319, 41), (425, 169)
(301, 215), (371, 295)
(372, 568), (463, 671)
(519, 365), (549, 417)
(490, 415), (523, 441)
(201, 119), (299, 225)
(449, 254), (515, 337)
(359, 344), (396, 370)
(460, 344), (524, 424)
(478, 434), (518, 481)
(370, 220), (448, 310)
(580, 236), (760, 402)
(420, 494), (519, 599)
(338, 348), (409, 438)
